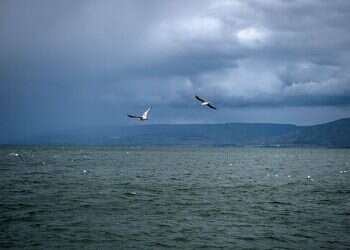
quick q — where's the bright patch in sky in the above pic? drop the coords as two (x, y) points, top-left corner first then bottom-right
(236, 27), (269, 47)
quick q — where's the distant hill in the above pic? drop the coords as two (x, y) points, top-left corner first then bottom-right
(10, 118), (350, 147)
(276, 118), (350, 147)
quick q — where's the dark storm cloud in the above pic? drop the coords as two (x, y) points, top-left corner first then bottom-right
(1, 0), (350, 140)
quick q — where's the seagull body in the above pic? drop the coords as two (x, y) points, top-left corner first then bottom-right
(128, 107), (151, 121)
(195, 96), (217, 110)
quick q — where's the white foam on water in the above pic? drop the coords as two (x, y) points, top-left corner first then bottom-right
(306, 175), (314, 181)
(125, 191), (137, 196)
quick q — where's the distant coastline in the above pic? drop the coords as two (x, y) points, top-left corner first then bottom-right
(3, 118), (350, 148)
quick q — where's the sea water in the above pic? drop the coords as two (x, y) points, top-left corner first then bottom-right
(1, 146), (349, 249)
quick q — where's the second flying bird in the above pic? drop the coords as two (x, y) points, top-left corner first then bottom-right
(195, 95), (217, 110)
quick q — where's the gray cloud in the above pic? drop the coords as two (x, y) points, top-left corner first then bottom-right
(1, 0), (350, 140)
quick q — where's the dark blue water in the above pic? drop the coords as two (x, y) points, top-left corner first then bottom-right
(1, 146), (349, 249)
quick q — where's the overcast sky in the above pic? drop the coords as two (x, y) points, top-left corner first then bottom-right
(1, 0), (350, 140)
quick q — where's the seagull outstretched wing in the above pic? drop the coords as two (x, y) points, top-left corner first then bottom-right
(142, 107), (151, 119)
(207, 103), (217, 110)
(195, 95), (206, 103)
(128, 114), (141, 119)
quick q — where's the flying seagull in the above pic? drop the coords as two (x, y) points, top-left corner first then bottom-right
(195, 95), (217, 110)
(128, 107), (151, 121)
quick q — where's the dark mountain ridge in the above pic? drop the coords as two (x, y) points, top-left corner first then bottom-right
(6, 118), (350, 147)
